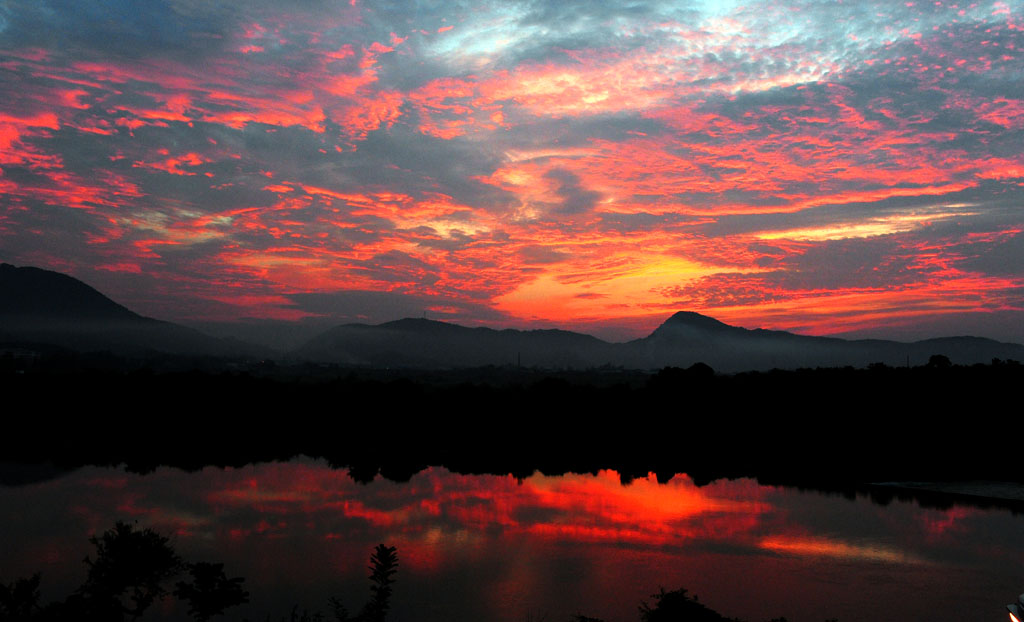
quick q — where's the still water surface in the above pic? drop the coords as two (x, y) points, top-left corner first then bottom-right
(2, 458), (1022, 621)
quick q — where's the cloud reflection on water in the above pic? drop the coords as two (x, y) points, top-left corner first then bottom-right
(1, 459), (1021, 622)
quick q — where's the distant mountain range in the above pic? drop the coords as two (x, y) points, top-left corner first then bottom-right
(295, 318), (616, 368)
(297, 310), (1024, 371)
(4, 262), (1023, 371)
(626, 310), (1024, 371)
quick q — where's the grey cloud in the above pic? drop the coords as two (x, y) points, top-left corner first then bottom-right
(543, 168), (601, 214)
(836, 308), (1024, 344)
(0, 0), (229, 58)
(338, 125), (514, 211)
(596, 212), (702, 235)
(0, 0), (367, 61)
(701, 182), (1020, 239)
(365, 0), (703, 74)
(412, 228), (479, 251)
(952, 240), (1024, 279)
(504, 0), (701, 62)
(498, 115), (666, 145)
(780, 237), (923, 290)
(517, 245), (570, 264)
(352, 249), (441, 284)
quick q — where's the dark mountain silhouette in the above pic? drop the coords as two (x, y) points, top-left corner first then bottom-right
(5, 263), (1022, 369)
(627, 310), (1024, 370)
(295, 317), (617, 368)
(0, 264), (145, 321)
(298, 309), (1024, 371)
(626, 311), (886, 370)
(0, 263), (257, 357)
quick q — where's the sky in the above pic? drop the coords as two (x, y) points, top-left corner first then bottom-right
(1, 0), (1022, 342)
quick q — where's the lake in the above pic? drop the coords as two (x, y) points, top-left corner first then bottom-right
(2, 458), (1021, 621)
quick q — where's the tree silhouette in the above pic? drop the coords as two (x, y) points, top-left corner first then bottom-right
(0, 522), (249, 622)
(74, 521), (184, 620)
(0, 574), (42, 621)
(361, 545), (398, 622)
(173, 562), (249, 622)
(639, 588), (738, 622)
(330, 544), (399, 622)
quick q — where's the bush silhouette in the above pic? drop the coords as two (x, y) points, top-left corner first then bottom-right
(174, 562), (250, 622)
(1, 521), (248, 622)
(0, 574), (42, 621)
(639, 588), (738, 622)
(73, 521), (184, 620)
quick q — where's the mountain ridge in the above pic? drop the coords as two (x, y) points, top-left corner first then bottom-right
(297, 312), (1024, 371)
(4, 262), (1023, 370)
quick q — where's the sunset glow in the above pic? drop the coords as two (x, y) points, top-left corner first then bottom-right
(1, 0), (1022, 340)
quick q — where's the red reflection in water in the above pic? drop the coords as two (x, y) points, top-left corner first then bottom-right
(201, 466), (769, 551)
(1, 462), (1022, 622)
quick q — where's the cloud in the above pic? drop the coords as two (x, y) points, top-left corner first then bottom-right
(543, 168), (601, 214)
(0, 0), (1022, 341)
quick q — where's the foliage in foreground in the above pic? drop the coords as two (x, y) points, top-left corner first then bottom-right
(1, 522), (841, 622)
(0, 523), (398, 622)
(573, 587), (839, 622)
(0, 521), (247, 622)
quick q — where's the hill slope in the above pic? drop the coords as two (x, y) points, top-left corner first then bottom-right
(0, 263), (251, 357)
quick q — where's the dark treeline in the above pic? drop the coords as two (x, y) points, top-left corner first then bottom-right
(3, 351), (1023, 507)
